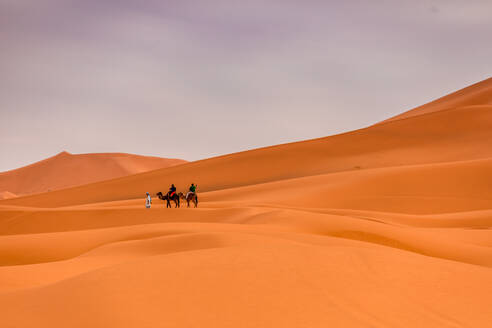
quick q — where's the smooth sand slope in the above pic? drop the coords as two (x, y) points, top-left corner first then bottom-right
(3, 86), (492, 208)
(0, 77), (491, 327)
(0, 151), (186, 199)
(380, 77), (492, 123)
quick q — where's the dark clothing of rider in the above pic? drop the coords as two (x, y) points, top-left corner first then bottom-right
(169, 185), (176, 196)
(189, 184), (196, 193)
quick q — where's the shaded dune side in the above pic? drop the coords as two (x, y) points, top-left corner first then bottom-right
(2, 104), (492, 208)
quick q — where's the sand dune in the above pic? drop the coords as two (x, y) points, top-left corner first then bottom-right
(204, 157), (492, 213)
(3, 94), (492, 208)
(0, 77), (491, 327)
(0, 206), (491, 327)
(0, 151), (186, 198)
(381, 77), (492, 123)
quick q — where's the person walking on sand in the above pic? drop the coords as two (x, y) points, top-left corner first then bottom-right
(145, 192), (152, 209)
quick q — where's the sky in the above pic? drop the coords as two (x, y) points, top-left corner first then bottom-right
(1, 0), (491, 172)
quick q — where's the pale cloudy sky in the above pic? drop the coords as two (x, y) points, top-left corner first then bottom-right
(1, 0), (491, 171)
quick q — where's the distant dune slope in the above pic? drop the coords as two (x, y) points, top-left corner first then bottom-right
(2, 77), (491, 207)
(0, 152), (186, 199)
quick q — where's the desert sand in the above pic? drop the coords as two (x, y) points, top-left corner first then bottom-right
(0, 152), (186, 199)
(0, 77), (491, 327)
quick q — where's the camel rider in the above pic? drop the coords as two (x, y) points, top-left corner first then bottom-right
(169, 184), (177, 197)
(187, 183), (197, 198)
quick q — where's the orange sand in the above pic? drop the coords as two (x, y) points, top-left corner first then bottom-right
(0, 191), (17, 200)
(0, 77), (491, 327)
(0, 152), (186, 199)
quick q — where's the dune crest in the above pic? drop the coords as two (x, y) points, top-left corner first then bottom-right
(0, 152), (187, 198)
(380, 77), (492, 123)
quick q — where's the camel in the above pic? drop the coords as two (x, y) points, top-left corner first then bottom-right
(156, 191), (180, 208)
(178, 192), (198, 208)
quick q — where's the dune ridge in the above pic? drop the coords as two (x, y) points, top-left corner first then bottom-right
(0, 77), (491, 327)
(0, 151), (187, 199)
(380, 77), (492, 123)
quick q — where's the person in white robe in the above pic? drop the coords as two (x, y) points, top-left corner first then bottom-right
(145, 192), (152, 209)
